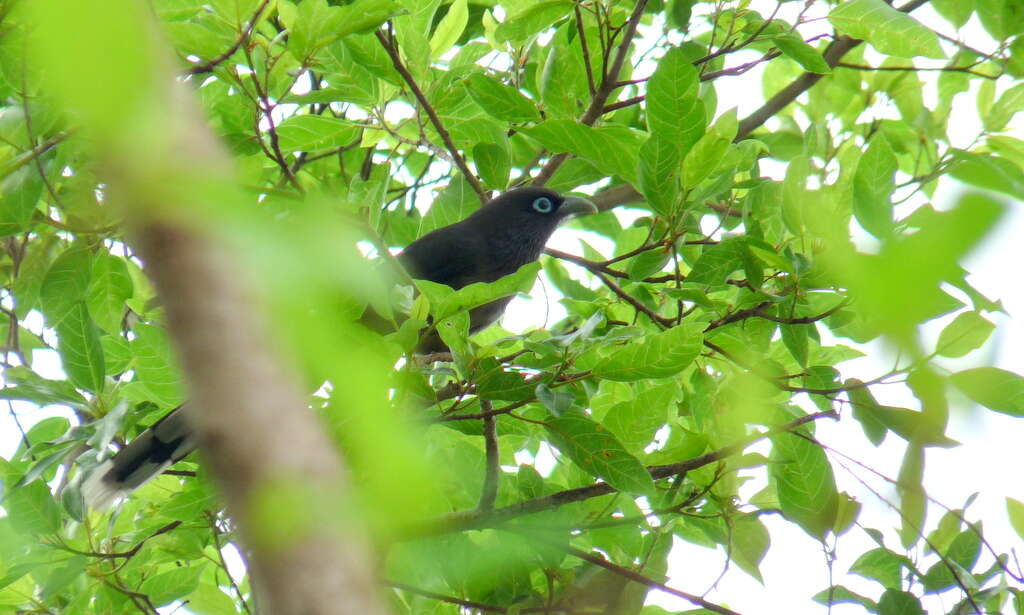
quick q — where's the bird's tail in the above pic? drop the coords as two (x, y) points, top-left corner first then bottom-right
(82, 406), (198, 510)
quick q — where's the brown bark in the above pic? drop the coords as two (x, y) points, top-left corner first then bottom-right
(94, 25), (389, 615)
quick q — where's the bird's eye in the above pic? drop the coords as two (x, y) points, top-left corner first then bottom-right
(532, 197), (554, 213)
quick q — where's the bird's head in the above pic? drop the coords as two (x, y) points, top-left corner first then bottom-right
(466, 187), (598, 269)
(478, 187), (598, 225)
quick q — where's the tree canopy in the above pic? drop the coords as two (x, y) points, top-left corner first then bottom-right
(1, 0), (1024, 613)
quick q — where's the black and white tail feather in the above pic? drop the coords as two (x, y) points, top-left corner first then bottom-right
(82, 407), (198, 509)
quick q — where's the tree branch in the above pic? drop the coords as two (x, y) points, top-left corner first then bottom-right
(564, 546), (744, 615)
(736, 0), (930, 140)
(407, 411), (837, 537)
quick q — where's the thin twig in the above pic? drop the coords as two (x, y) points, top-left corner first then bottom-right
(407, 411), (836, 537)
(533, 0), (649, 185)
(187, 0), (271, 75)
(564, 546), (744, 615)
(207, 513), (253, 615)
(592, 269), (674, 328)
(374, 28), (487, 203)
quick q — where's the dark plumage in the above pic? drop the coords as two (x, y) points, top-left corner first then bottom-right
(82, 187), (596, 508)
(396, 187), (597, 348)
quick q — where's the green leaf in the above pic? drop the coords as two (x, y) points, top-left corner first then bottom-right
(521, 121), (643, 184)
(637, 133), (681, 215)
(101, 334), (133, 375)
(932, 0), (974, 28)
(949, 151), (1024, 198)
(1007, 497), (1024, 541)
(430, 0), (468, 59)
(0, 367), (88, 407)
(812, 585), (877, 610)
(275, 115), (360, 152)
(780, 323), (809, 367)
(418, 262), (540, 322)
(139, 565), (204, 606)
(781, 155), (810, 234)
(853, 133), (896, 237)
(645, 46), (704, 153)
(877, 589), (924, 615)
(211, 0), (263, 25)
(682, 132), (730, 189)
(828, 0), (945, 59)
(951, 367), (1024, 416)
(40, 247), (92, 325)
(977, 0), (1024, 39)
(132, 323), (186, 407)
(545, 408), (656, 495)
(472, 142), (510, 190)
(730, 514), (770, 583)
(464, 73), (540, 123)
(834, 192), (1002, 342)
(284, 0), (402, 59)
(535, 382), (576, 416)
(55, 302), (106, 392)
(984, 83), (1024, 132)
(0, 165), (44, 237)
(770, 431), (839, 538)
(772, 33), (831, 74)
(686, 236), (745, 285)
(603, 383), (677, 452)
(898, 442), (925, 548)
(849, 547), (909, 588)
(936, 311), (995, 358)
(494, 1), (572, 43)
(591, 323), (703, 382)
(86, 253), (133, 334)
(185, 582), (239, 615)
(6, 480), (61, 535)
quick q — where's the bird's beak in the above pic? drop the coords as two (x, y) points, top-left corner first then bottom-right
(559, 196), (598, 218)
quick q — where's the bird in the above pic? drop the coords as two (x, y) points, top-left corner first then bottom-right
(81, 186), (597, 508)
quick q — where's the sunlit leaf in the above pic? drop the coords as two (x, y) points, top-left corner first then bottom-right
(829, 0), (945, 59)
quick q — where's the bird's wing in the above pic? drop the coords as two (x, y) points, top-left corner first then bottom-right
(398, 222), (487, 289)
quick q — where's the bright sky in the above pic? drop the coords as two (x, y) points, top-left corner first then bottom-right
(3, 2), (1023, 614)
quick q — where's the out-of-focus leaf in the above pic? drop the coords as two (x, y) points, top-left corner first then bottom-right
(936, 311), (995, 358)
(951, 367), (1024, 416)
